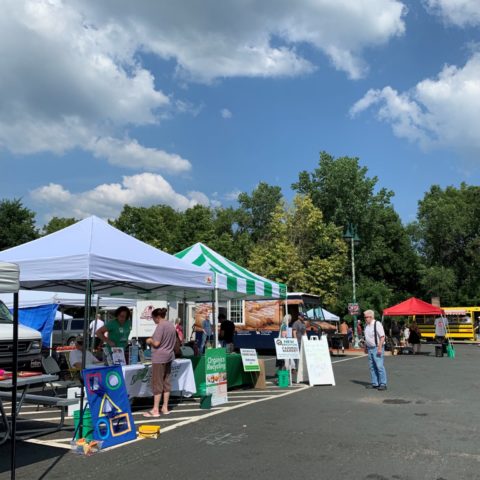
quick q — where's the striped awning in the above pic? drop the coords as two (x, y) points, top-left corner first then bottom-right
(175, 243), (287, 299)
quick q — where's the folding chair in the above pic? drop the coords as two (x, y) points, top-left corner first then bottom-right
(41, 356), (79, 396)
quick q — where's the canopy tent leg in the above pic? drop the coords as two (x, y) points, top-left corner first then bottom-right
(77, 280), (92, 439)
(10, 292), (19, 480)
(182, 294), (187, 344)
(214, 287), (219, 348)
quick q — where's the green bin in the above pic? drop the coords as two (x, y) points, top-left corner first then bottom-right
(277, 370), (290, 388)
(198, 382), (212, 409)
(73, 408), (94, 441)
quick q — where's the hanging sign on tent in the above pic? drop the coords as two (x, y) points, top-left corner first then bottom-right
(240, 348), (260, 372)
(297, 336), (335, 386)
(275, 338), (300, 360)
(205, 348), (228, 406)
(83, 365), (136, 448)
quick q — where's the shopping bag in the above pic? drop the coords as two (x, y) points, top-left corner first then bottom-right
(446, 342), (455, 359)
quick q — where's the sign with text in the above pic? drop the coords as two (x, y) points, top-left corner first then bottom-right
(275, 338), (300, 360)
(348, 303), (360, 315)
(205, 348), (228, 406)
(240, 348), (260, 372)
(297, 336), (335, 386)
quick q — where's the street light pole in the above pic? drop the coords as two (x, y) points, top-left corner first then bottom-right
(344, 223), (360, 349)
(350, 233), (359, 349)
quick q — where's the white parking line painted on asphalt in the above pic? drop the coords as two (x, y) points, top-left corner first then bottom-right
(160, 384), (310, 434)
(332, 355), (365, 364)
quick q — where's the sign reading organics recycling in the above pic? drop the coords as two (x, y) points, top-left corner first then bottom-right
(240, 348), (260, 372)
(205, 348), (228, 406)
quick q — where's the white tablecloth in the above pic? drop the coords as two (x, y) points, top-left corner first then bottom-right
(122, 359), (196, 398)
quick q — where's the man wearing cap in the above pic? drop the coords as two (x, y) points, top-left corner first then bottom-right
(69, 336), (103, 370)
(363, 310), (387, 391)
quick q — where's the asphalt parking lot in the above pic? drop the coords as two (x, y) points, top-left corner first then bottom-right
(2, 345), (480, 480)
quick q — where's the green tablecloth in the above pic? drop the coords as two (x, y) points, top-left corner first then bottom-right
(191, 353), (254, 392)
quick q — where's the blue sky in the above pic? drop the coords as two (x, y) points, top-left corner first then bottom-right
(2, 0), (480, 224)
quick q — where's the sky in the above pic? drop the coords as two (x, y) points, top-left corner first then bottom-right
(2, 0), (480, 225)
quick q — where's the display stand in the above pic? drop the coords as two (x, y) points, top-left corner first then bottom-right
(297, 336), (335, 386)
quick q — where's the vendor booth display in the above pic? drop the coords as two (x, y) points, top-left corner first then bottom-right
(176, 242), (287, 346)
(82, 365), (136, 448)
(191, 353), (254, 392)
(0, 216), (216, 449)
(123, 360), (196, 398)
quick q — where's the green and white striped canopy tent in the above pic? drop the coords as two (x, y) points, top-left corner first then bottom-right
(175, 242), (287, 300)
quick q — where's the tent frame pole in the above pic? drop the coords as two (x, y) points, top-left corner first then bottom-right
(10, 292), (19, 480)
(214, 287), (219, 348)
(77, 280), (92, 438)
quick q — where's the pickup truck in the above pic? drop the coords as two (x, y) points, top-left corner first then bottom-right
(0, 300), (42, 370)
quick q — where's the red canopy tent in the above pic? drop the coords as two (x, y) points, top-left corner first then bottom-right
(383, 297), (443, 316)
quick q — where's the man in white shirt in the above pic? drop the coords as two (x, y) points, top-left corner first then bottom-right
(363, 310), (387, 391)
(89, 315), (105, 350)
(69, 336), (103, 370)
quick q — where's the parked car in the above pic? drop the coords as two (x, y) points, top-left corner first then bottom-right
(52, 318), (87, 346)
(0, 300), (42, 370)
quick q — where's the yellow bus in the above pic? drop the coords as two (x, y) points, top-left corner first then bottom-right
(416, 307), (480, 341)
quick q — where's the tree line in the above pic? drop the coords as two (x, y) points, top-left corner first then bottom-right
(2, 151), (479, 317)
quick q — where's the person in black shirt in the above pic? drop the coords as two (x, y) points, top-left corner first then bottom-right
(219, 313), (235, 352)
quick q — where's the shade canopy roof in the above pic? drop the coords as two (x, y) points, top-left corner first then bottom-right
(0, 262), (20, 294)
(0, 216), (214, 299)
(383, 297), (443, 316)
(175, 242), (287, 299)
(307, 307), (340, 322)
(0, 290), (136, 310)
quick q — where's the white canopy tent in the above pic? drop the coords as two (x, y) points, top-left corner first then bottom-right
(0, 262), (20, 476)
(0, 290), (136, 309)
(0, 216), (214, 299)
(0, 216), (217, 441)
(307, 307), (340, 322)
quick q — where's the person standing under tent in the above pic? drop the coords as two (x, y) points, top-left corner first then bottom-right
(89, 314), (104, 351)
(96, 306), (132, 351)
(363, 310), (387, 391)
(339, 319), (349, 350)
(175, 318), (184, 344)
(219, 313), (235, 352)
(201, 316), (212, 353)
(409, 321), (421, 354)
(144, 308), (177, 417)
(292, 313), (307, 370)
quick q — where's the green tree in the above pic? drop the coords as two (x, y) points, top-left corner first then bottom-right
(249, 196), (347, 307)
(414, 183), (480, 304)
(177, 205), (215, 250)
(0, 199), (37, 250)
(238, 182), (283, 242)
(114, 204), (182, 253)
(419, 266), (457, 305)
(42, 217), (77, 235)
(292, 151), (420, 298)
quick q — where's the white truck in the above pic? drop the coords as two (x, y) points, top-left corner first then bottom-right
(0, 300), (42, 370)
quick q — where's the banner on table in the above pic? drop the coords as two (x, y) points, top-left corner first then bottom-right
(240, 348), (260, 372)
(82, 365), (136, 448)
(275, 338), (300, 360)
(205, 348), (228, 406)
(297, 336), (335, 386)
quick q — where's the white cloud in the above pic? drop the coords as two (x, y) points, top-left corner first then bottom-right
(350, 53), (480, 155)
(31, 173), (211, 219)
(220, 109), (233, 119)
(75, 0), (406, 81)
(88, 137), (191, 173)
(0, 0), (406, 170)
(424, 0), (480, 26)
(224, 189), (242, 201)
